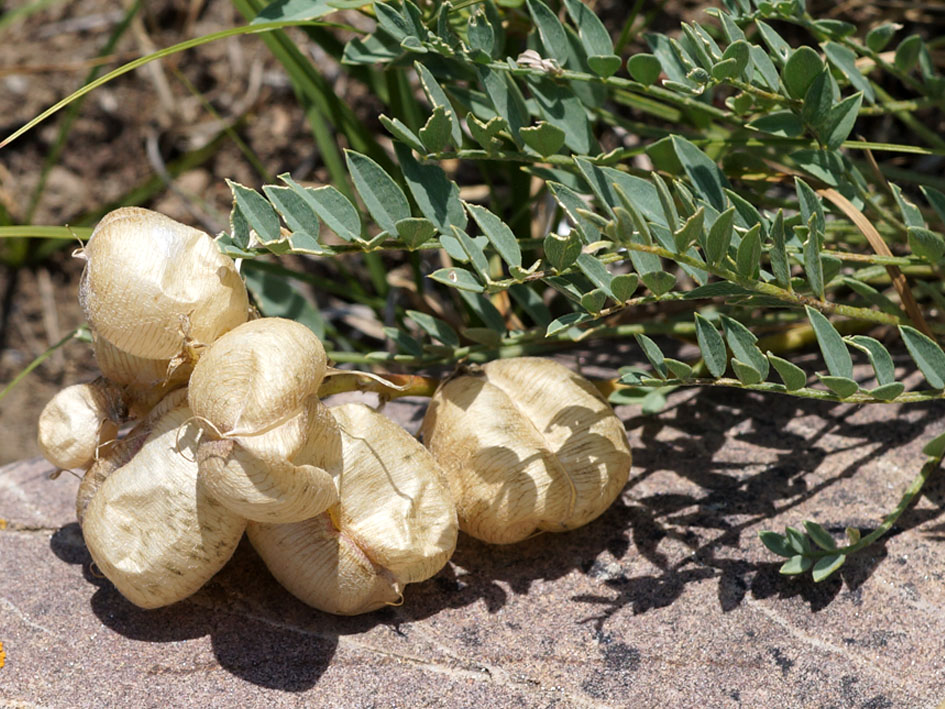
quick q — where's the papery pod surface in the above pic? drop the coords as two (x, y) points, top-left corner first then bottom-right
(420, 357), (632, 544)
(37, 378), (124, 471)
(188, 317), (327, 435)
(81, 399), (246, 609)
(248, 403), (457, 615)
(79, 207), (249, 360)
(76, 389), (188, 524)
(196, 396), (342, 523)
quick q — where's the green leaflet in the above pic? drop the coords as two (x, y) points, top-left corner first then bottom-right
(900, 325), (945, 389)
(395, 142), (467, 234)
(345, 150), (410, 235)
(262, 184), (319, 244)
(406, 309), (460, 347)
(228, 180), (282, 244)
(465, 202), (522, 268)
(281, 176), (361, 242)
(694, 313), (726, 378)
(671, 135), (730, 213)
(526, 0), (569, 65)
(806, 307), (853, 379)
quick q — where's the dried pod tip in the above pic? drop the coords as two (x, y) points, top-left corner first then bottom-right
(37, 379), (125, 471)
(421, 357), (632, 545)
(188, 317), (328, 436)
(79, 207), (249, 360)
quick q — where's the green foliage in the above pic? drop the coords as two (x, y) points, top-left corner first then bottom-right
(8, 0), (945, 591)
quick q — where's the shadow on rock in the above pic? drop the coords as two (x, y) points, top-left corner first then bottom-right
(52, 529), (337, 691)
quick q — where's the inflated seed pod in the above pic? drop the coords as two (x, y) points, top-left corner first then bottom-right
(196, 397), (342, 523)
(75, 389), (188, 525)
(188, 318), (327, 436)
(37, 378), (125, 470)
(81, 396), (246, 609)
(420, 357), (632, 545)
(248, 403), (458, 615)
(79, 207), (249, 360)
(92, 333), (192, 418)
(189, 317), (339, 523)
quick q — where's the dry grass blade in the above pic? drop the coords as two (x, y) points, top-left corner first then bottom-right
(818, 187), (932, 337)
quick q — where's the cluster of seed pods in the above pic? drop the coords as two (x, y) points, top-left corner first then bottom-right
(38, 207), (632, 614)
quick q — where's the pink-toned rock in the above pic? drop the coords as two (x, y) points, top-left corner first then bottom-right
(2, 381), (944, 707)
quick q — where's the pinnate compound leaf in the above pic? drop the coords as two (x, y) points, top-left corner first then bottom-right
(900, 325), (945, 389)
(345, 150), (410, 235)
(806, 307), (853, 379)
(767, 352), (807, 391)
(811, 554), (845, 583)
(694, 313), (726, 378)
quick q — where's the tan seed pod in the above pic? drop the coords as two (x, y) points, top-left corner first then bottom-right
(420, 357), (632, 544)
(248, 403), (458, 615)
(79, 207), (249, 360)
(37, 378), (125, 471)
(92, 333), (192, 419)
(76, 389), (189, 525)
(81, 400), (246, 609)
(196, 396), (342, 523)
(188, 317), (327, 436)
